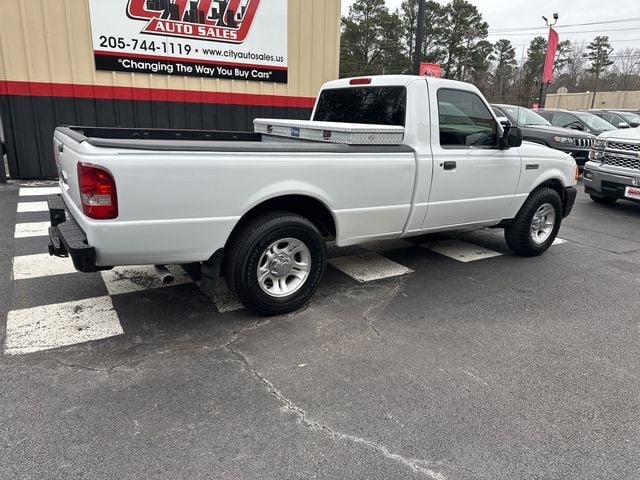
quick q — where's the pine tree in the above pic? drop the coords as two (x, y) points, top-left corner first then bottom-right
(340, 0), (407, 77)
(492, 39), (517, 101)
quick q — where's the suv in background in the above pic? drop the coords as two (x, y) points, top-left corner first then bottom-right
(588, 110), (640, 128)
(493, 104), (595, 166)
(584, 128), (640, 204)
(537, 109), (618, 136)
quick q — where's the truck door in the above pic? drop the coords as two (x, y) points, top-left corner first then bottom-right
(422, 88), (521, 229)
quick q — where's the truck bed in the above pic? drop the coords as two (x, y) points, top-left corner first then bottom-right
(57, 126), (413, 153)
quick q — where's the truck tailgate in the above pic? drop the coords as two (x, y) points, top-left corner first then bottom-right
(53, 133), (84, 212)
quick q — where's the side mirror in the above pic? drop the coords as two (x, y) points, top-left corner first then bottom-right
(497, 116), (510, 127)
(631, 122), (640, 128)
(618, 122), (630, 128)
(570, 123), (584, 130)
(499, 126), (523, 149)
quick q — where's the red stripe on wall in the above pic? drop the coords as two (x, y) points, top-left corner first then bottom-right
(0, 80), (316, 109)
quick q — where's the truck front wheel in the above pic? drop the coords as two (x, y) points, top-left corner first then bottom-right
(225, 212), (326, 316)
(505, 187), (563, 257)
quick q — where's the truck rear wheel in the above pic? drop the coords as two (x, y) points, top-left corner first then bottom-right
(505, 187), (562, 257)
(225, 212), (326, 316)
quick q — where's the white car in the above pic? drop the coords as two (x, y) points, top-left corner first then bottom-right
(49, 75), (578, 315)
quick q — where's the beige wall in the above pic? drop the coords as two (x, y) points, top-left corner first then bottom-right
(0, 0), (341, 98)
(546, 91), (640, 110)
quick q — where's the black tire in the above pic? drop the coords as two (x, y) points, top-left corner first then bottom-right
(589, 194), (617, 205)
(505, 187), (563, 257)
(224, 212), (326, 316)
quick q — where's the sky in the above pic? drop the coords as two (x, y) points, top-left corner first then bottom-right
(341, 0), (640, 60)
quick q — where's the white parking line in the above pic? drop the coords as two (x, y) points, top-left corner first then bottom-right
(361, 239), (415, 252)
(3, 296), (123, 355)
(14, 222), (50, 238)
(553, 238), (568, 245)
(12, 254), (77, 280)
(17, 201), (49, 213)
(100, 265), (193, 296)
(422, 240), (503, 263)
(18, 187), (61, 197)
(329, 252), (413, 282)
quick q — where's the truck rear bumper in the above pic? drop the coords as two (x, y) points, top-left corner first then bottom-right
(47, 195), (99, 273)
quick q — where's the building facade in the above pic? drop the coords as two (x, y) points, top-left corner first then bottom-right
(545, 91), (640, 110)
(0, 0), (341, 179)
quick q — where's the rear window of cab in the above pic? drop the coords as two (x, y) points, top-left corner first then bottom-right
(313, 86), (407, 126)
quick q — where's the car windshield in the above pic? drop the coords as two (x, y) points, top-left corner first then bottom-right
(614, 111), (640, 124)
(497, 105), (550, 126)
(573, 112), (616, 131)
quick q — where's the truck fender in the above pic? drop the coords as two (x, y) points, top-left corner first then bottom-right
(230, 180), (339, 243)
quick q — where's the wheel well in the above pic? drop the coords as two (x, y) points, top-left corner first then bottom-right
(537, 179), (564, 202)
(228, 195), (337, 246)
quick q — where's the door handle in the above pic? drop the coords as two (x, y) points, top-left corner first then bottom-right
(442, 161), (456, 170)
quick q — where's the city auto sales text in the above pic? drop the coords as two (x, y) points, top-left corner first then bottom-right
(152, 20), (238, 41)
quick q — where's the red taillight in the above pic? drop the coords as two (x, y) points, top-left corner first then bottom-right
(77, 163), (118, 220)
(349, 78), (372, 85)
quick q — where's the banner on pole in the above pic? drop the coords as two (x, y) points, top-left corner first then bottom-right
(542, 28), (559, 84)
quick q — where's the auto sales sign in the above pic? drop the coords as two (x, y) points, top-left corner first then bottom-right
(88, 0), (288, 83)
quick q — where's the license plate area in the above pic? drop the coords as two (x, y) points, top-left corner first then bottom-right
(624, 186), (640, 200)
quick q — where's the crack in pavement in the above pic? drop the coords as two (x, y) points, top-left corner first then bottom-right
(224, 313), (446, 480)
(54, 345), (218, 373)
(363, 279), (405, 337)
(562, 238), (626, 255)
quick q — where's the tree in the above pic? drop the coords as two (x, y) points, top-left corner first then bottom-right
(466, 40), (494, 88)
(612, 47), (640, 90)
(339, 0), (406, 77)
(438, 0), (489, 80)
(586, 35), (614, 108)
(553, 40), (572, 75)
(522, 36), (547, 105)
(492, 39), (517, 101)
(556, 41), (586, 89)
(587, 36), (614, 76)
(399, 0), (446, 67)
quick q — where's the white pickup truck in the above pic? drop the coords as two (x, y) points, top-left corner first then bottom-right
(49, 75), (578, 315)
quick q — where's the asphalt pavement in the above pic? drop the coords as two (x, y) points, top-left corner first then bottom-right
(1, 180), (639, 480)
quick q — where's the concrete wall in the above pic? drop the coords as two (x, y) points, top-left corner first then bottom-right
(545, 91), (640, 110)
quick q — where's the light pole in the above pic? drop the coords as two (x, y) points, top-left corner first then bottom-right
(538, 13), (558, 108)
(413, 0), (426, 75)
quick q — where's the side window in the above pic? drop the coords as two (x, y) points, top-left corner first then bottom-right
(437, 89), (497, 148)
(552, 112), (576, 128)
(602, 113), (614, 123)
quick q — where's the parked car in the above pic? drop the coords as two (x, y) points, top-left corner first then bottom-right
(587, 110), (640, 128)
(584, 127), (640, 204)
(537, 109), (617, 136)
(49, 75), (578, 315)
(493, 104), (595, 166)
